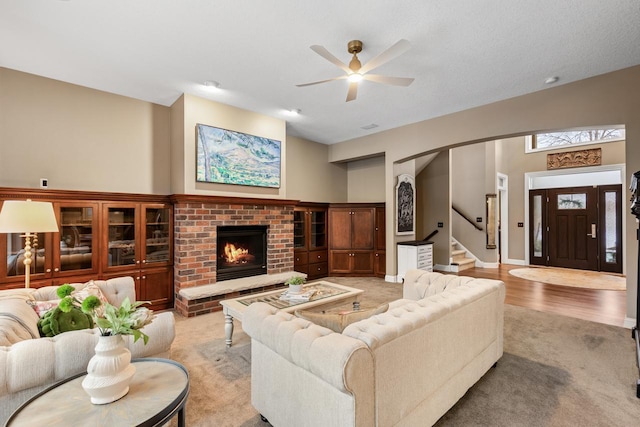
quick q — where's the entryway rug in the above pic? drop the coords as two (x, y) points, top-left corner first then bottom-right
(508, 267), (626, 291)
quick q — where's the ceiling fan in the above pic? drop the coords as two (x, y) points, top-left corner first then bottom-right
(297, 39), (415, 102)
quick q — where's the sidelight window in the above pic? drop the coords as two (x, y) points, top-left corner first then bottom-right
(604, 191), (617, 263)
(532, 195), (543, 258)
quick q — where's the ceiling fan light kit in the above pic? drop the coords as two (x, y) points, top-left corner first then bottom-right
(297, 39), (415, 102)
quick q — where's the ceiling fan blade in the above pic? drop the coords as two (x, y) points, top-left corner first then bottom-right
(346, 82), (358, 102)
(358, 39), (411, 75)
(363, 74), (415, 86)
(310, 45), (351, 74)
(296, 75), (347, 87)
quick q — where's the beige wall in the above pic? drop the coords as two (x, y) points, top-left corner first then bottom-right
(416, 151), (451, 266)
(175, 94), (286, 198)
(173, 95), (350, 201)
(0, 68), (171, 194)
(451, 142), (498, 263)
(347, 156), (385, 202)
(286, 136), (347, 202)
(329, 65), (640, 322)
(0, 68), (348, 204)
(170, 95), (185, 194)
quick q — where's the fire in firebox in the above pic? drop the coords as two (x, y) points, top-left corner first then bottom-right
(223, 243), (256, 264)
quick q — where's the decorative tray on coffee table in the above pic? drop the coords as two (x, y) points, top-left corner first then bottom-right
(238, 282), (349, 309)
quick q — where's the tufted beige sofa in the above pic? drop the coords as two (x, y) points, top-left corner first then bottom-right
(0, 277), (175, 423)
(243, 270), (505, 427)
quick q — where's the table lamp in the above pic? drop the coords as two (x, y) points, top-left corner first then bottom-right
(0, 199), (59, 288)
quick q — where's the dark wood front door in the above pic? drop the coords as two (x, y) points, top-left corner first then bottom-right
(529, 185), (622, 273)
(548, 187), (598, 270)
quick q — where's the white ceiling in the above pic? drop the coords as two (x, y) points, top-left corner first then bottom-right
(2, 1), (639, 145)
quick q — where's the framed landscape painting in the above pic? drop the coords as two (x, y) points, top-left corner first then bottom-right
(196, 123), (281, 188)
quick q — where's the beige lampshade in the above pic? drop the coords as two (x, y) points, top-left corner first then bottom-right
(0, 200), (59, 233)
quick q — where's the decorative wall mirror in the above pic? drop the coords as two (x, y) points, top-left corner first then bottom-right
(486, 193), (497, 249)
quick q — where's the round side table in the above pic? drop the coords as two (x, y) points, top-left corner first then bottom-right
(5, 358), (189, 427)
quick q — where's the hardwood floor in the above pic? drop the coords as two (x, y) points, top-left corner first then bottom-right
(460, 265), (628, 327)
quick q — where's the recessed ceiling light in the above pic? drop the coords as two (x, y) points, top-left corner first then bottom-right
(361, 123), (379, 130)
(286, 109), (301, 116)
(544, 76), (559, 85)
(203, 80), (220, 89)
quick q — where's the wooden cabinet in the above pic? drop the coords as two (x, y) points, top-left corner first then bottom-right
(328, 203), (384, 276)
(0, 189), (174, 311)
(57, 202), (100, 278)
(103, 202), (173, 310)
(329, 250), (374, 275)
(1, 201), (100, 287)
(374, 205), (386, 277)
(293, 204), (328, 279)
(104, 265), (173, 309)
(397, 241), (433, 281)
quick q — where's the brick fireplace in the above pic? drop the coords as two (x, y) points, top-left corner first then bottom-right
(171, 195), (295, 316)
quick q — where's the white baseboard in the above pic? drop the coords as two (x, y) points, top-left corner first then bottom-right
(477, 261), (499, 268)
(434, 264), (453, 272)
(502, 258), (526, 266)
(385, 274), (400, 283)
(623, 317), (636, 330)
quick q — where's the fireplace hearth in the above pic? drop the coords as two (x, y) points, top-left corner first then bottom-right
(216, 225), (267, 281)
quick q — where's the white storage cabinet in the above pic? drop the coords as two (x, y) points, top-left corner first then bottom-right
(397, 241), (433, 282)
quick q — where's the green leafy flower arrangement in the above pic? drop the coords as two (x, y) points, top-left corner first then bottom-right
(285, 276), (305, 286)
(56, 284), (155, 345)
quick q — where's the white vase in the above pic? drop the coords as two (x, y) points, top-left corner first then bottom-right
(288, 284), (303, 294)
(82, 334), (136, 404)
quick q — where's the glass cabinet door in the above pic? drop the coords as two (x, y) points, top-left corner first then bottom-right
(309, 209), (326, 249)
(5, 232), (49, 277)
(143, 206), (171, 265)
(293, 209), (306, 249)
(107, 206), (137, 267)
(58, 205), (96, 272)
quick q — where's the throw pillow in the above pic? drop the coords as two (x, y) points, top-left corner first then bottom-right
(72, 280), (109, 316)
(27, 299), (60, 317)
(295, 303), (389, 333)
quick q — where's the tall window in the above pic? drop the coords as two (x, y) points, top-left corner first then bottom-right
(526, 128), (625, 153)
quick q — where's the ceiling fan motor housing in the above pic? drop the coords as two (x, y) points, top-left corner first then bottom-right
(348, 40), (363, 72)
(347, 40), (363, 54)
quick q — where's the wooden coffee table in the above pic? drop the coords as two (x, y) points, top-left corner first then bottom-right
(220, 280), (363, 347)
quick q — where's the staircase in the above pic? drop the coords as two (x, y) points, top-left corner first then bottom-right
(451, 240), (476, 273)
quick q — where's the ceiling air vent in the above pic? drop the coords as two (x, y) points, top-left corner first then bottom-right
(361, 123), (379, 130)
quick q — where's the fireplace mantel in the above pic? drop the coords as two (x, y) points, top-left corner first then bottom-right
(170, 194), (299, 206)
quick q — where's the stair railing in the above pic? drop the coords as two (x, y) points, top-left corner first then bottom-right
(452, 205), (483, 231)
(423, 229), (438, 241)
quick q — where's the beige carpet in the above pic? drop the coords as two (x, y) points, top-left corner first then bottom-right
(508, 267), (626, 291)
(165, 276), (640, 426)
